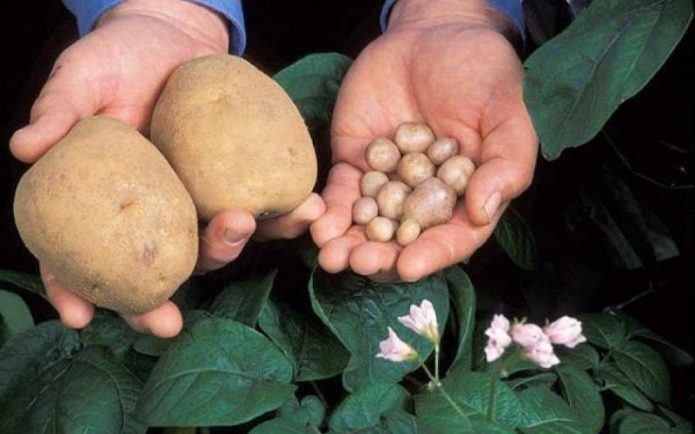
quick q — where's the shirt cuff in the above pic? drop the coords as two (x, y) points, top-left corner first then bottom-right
(380, 0), (525, 38)
(62, 0), (247, 55)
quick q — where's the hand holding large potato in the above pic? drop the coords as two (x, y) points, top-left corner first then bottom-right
(311, 0), (538, 282)
(9, 0), (324, 337)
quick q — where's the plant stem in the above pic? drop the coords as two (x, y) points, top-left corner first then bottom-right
(310, 380), (328, 408)
(434, 342), (440, 384)
(419, 361), (468, 419)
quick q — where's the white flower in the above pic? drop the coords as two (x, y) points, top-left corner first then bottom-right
(511, 323), (547, 348)
(376, 327), (417, 362)
(524, 337), (560, 368)
(484, 314), (513, 362)
(398, 299), (439, 343)
(544, 316), (587, 348)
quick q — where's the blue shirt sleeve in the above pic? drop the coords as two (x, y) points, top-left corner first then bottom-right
(380, 0), (524, 38)
(62, 0), (247, 55)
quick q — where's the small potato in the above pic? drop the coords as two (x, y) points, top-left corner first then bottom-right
(397, 219), (421, 246)
(365, 138), (401, 172)
(352, 197), (378, 225)
(361, 171), (389, 198)
(395, 122), (435, 153)
(376, 180), (411, 220)
(437, 155), (476, 196)
(403, 178), (456, 229)
(427, 138), (459, 165)
(366, 217), (398, 242)
(397, 152), (435, 188)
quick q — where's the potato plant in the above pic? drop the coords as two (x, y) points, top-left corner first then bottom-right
(1, 0), (694, 429)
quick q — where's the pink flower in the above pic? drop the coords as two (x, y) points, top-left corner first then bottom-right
(511, 323), (547, 347)
(524, 337), (560, 369)
(544, 316), (587, 348)
(484, 314), (512, 362)
(398, 299), (439, 343)
(376, 327), (417, 362)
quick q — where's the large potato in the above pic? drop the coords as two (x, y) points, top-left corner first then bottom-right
(151, 54), (317, 220)
(13, 117), (199, 313)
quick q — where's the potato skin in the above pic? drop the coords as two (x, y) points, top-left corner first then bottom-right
(13, 117), (199, 313)
(151, 54), (317, 220)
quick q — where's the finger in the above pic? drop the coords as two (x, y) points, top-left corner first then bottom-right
(349, 241), (401, 277)
(9, 58), (101, 163)
(318, 226), (367, 273)
(310, 163), (363, 247)
(121, 301), (183, 338)
(396, 202), (506, 282)
(196, 209), (256, 272)
(41, 266), (95, 329)
(466, 114), (538, 226)
(256, 193), (325, 241)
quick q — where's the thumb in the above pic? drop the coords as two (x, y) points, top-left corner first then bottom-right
(465, 114), (538, 226)
(10, 58), (102, 163)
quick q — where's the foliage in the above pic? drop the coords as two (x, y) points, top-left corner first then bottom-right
(1, 23), (693, 433)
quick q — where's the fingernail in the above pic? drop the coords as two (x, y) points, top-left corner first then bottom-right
(482, 192), (501, 223)
(223, 228), (247, 245)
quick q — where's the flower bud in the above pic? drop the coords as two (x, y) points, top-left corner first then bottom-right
(544, 316), (587, 348)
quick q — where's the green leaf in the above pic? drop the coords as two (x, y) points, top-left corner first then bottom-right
(445, 266), (476, 373)
(658, 405), (692, 429)
(81, 310), (141, 358)
(507, 373), (558, 391)
(259, 298), (349, 381)
(137, 318), (295, 426)
(415, 371), (525, 433)
(0, 322), (145, 434)
(277, 395), (326, 427)
(524, 0), (693, 159)
(579, 313), (626, 349)
(209, 269), (277, 326)
(612, 340), (670, 405)
(250, 418), (316, 434)
(631, 328), (694, 366)
(524, 0), (692, 160)
(556, 344), (600, 370)
(0, 269), (45, 298)
(274, 52), (353, 130)
(517, 387), (585, 434)
(493, 207), (540, 271)
(596, 362), (654, 411)
(617, 411), (689, 434)
(309, 269), (449, 391)
(557, 366), (604, 434)
(328, 383), (414, 433)
(0, 290), (33, 344)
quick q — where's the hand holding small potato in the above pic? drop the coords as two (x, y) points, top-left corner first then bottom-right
(9, 0), (324, 337)
(311, 0), (538, 282)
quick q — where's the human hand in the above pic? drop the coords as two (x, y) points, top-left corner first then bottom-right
(10, 0), (324, 336)
(311, 0), (537, 282)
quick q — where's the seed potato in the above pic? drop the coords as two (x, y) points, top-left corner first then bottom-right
(365, 138), (400, 172)
(397, 152), (436, 187)
(395, 122), (435, 153)
(376, 180), (411, 220)
(352, 197), (378, 225)
(437, 155), (476, 196)
(360, 171), (390, 198)
(403, 178), (457, 229)
(366, 217), (398, 242)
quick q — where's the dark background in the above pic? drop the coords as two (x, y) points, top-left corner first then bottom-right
(0, 0), (693, 422)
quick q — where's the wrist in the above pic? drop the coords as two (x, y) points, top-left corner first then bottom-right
(388, 0), (519, 46)
(99, 0), (229, 52)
